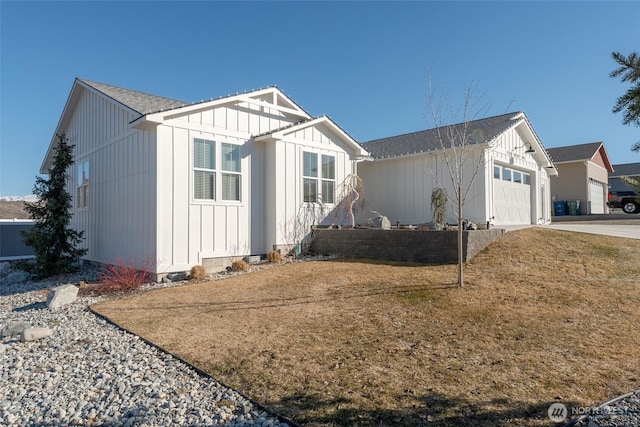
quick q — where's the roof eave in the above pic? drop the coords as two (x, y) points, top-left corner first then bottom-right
(40, 78), (84, 173)
(256, 116), (370, 158)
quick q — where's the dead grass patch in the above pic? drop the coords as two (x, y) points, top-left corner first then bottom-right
(92, 228), (640, 426)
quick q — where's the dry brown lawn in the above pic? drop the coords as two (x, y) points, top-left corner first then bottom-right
(92, 228), (640, 426)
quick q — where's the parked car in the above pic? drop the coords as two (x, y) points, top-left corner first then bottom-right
(607, 190), (639, 214)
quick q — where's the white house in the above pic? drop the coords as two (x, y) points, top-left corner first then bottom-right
(41, 79), (369, 277)
(358, 112), (558, 227)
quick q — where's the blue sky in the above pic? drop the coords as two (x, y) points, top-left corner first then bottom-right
(1, 1), (638, 196)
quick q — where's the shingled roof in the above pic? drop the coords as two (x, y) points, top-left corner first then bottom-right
(362, 112), (523, 159)
(545, 142), (604, 163)
(610, 162), (640, 177)
(78, 78), (189, 116)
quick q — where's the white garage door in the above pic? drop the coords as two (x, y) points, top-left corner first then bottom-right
(590, 179), (605, 214)
(493, 166), (531, 225)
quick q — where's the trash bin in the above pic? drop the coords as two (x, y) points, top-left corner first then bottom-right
(553, 201), (567, 216)
(567, 200), (580, 216)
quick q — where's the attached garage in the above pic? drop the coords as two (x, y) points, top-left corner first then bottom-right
(493, 165), (532, 225)
(359, 112), (557, 227)
(589, 179), (606, 214)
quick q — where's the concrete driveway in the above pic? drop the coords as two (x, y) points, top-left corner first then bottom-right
(540, 215), (640, 240)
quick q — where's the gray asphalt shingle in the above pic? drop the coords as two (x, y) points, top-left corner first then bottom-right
(78, 79), (189, 116)
(545, 142), (603, 163)
(610, 162), (640, 177)
(362, 112), (523, 159)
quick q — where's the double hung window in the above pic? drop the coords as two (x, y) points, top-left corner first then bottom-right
(221, 143), (241, 201)
(193, 138), (242, 202)
(303, 151), (335, 204)
(194, 138), (216, 200)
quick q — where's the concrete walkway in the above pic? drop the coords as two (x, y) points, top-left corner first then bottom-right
(540, 223), (640, 240)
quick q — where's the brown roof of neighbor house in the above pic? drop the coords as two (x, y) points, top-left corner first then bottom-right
(546, 142), (602, 163)
(545, 142), (614, 172)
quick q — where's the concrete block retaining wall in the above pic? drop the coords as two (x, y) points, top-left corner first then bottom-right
(310, 228), (505, 264)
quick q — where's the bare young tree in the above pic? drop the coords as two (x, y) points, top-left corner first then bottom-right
(425, 77), (492, 286)
(333, 173), (365, 228)
(279, 201), (329, 256)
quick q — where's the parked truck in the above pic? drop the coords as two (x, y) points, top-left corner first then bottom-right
(607, 190), (639, 214)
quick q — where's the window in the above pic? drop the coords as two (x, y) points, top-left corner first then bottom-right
(321, 155), (335, 204)
(495, 165), (531, 185)
(194, 138), (216, 200)
(77, 160), (89, 209)
(513, 171), (522, 183)
(303, 152), (335, 204)
(303, 151), (318, 202)
(221, 143), (241, 201)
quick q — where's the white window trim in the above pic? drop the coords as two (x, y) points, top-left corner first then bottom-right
(220, 142), (242, 202)
(494, 164), (531, 186)
(76, 159), (89, 210)
(192, 137), (244, 205)
(302, 151), (336, 205)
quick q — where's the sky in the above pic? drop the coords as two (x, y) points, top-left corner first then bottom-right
(1, 1), (639, 196)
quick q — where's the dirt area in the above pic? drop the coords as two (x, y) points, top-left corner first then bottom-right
(92, 228), (640, 426)
(0, 201), (30, 219)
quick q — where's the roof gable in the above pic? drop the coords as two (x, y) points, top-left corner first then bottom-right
(78, 79), (188, 115)
(255, 116), (369, 158)
(546, 142), (613, 172)
(133, 86), (311, 127)
(362, 112), (523, 159)
(42, 79), (314, 172)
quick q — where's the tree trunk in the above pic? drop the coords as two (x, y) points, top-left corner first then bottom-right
(457, 185), (463, 287)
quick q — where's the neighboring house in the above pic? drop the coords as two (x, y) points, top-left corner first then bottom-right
(609, 162), (640, 192)
(42, 79), (369, 278)
(0, 220), (35, 261)
(358, 112), (558, 227)
(546, 142), (614, 215)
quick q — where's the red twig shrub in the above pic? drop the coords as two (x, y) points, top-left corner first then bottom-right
(96, 257), (150, 294)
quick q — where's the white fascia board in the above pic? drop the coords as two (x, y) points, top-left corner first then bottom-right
(511, 116), (558, 175)
(41, 80), (86, 173)
(42, 79), (143, 173)
(233, 95), (311, 119)
(258, 116), (370, 158)
(130, 87), (311, 129)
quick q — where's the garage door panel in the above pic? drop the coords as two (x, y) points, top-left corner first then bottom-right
(590, 180), (605, 214)
(494, 178), (531, 225)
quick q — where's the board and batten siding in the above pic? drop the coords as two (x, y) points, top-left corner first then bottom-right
(266, 124), (356, 249)
(358, 148), (487, 226)
(488, 125), (545, 224)
(359, 123), (551, 227)
(155, 102), (299, 273)
(65, 87), (157, 270)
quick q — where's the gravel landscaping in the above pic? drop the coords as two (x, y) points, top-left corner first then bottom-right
(0, 261), (290, 426)
(1, 234), (638, 427)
